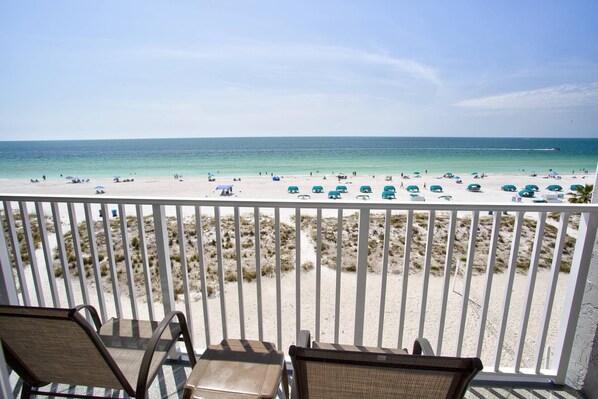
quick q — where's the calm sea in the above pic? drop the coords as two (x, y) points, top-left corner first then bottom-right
(0, 137), (596, 180)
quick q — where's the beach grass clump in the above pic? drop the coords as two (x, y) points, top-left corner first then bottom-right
(58, 206), (579, 300)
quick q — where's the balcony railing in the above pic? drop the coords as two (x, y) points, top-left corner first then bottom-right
(1, 192), (597, 394)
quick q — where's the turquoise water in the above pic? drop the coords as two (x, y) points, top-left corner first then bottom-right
(0, 137), (596, 179)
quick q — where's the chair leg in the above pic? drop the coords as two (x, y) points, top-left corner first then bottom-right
(20, 383), (31, 399)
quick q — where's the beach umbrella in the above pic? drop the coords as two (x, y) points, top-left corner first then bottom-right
(454, 176), (461, 180)
(95, 186), (105, 189)
(414, 171), (420, 175)
(471, 172), (478, 175)
(65, 176), (74, 180)
(216, 185), (233, 190)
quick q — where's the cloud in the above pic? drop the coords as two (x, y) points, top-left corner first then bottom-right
(455, 82), (598, 110)
(141, 41), (441, 88)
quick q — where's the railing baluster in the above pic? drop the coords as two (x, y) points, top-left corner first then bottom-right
(84, 203), (107, 322)
(534, 211), (570, 373)
(315, 208), (322, 342)
(135, 205), (154, 322)
(101, 203), (122, 318)
(195, 205), (211, 347)
(176, 205), (193, 343)
(253, 206), (263, 341)
(36, 202), (60, 307)
(398, 209), (413, 349)
(67, 202), (90, 307)
(51, 202), (75, 308)
(234, 206), (245, 339)
(214, 206), (228, 339)
(295, 207), (301, 343)
(354, 208), (370, 345)
(475, 211), (501, 357)
(456, 210), (479, 357)
(118, 204), (138, 319)
(3, 201), (30, 305)
(19, 201), (45, 306)
(419, 210), (435, 338)
(437, 210), (457, 355)
(334, 209), (343, 344)
(514, 211), (547, 372)
(0, 210), (19, 305)
(378, 209), (392, 347)
(275, 207), (282, 350)
(494, 211), (524, 370)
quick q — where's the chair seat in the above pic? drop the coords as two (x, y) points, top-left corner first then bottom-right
(100, 318), (182, 389)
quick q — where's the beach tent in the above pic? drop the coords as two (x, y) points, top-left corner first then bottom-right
(382, 191), (396, 199)
(547, 184), (562, 192)
(336, 185), (348, 193)
(518, 189), (535, 198)
(312, 185), (324, 193)
(502, 185), (517, 192)
(525, 184), (539, 191)
(383, 185), (396, 192)
(287, 186), (299, 193)
(570, 184), (584, 191)
(359, 185), (372, 193)
(430, 185), (443, 193)
(406, 185), (419, 193)
(467, 184), (481, 192)
(328, 190), (341, 199)
(272, 176), (280, 181)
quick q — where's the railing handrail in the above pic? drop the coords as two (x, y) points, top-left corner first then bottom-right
(1, 193), (597, 213)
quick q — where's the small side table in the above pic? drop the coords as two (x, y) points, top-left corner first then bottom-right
(184, 339), (288, 399)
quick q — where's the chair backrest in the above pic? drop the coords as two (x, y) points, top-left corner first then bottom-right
(0, 305), (132, 393)
(289, 345), (482, 399)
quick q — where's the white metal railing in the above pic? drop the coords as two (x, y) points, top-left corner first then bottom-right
(1, 193), (597, 390)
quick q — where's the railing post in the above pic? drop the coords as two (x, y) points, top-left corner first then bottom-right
(153, 204), (175, 314)
(555, 168), (598, 386)
(0, 218), (18, 305)
(354, 208), (370, 346)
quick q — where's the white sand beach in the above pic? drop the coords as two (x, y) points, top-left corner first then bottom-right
(1, 171), (591, 203)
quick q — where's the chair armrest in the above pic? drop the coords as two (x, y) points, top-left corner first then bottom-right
(413, 338), (435, 355)
(72, 304), (102, 331)
(136, 311), (197, 395)
(297, 330), (311, 348)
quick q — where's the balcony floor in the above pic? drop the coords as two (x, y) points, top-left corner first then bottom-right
(8, 360), (585, 399)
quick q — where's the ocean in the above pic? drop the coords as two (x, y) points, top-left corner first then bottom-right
(0, 137), (596, 180)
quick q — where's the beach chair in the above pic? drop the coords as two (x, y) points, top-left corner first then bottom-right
(289, 330), (482, 399)
(0, 304), (196, 399)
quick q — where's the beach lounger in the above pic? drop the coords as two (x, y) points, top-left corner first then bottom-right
(289, 330), (482, 399)
(0, 304), (196, 399)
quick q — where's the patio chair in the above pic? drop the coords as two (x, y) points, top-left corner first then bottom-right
(0, 304), (196, 399)
(289, 330), (482, 399)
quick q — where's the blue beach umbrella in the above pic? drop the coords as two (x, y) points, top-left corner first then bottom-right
(95, 185), (105, 189)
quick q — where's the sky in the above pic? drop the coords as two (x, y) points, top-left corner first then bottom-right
(1, 0), (598, 140)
